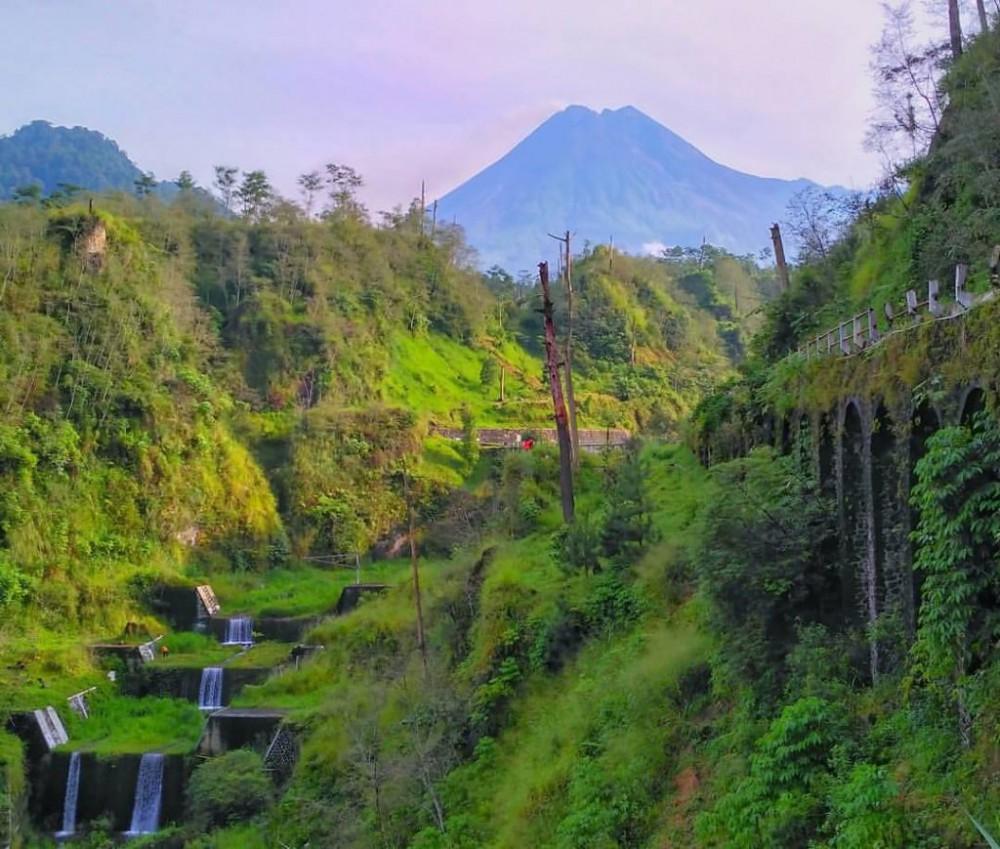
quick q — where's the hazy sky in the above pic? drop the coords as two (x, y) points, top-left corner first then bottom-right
(2, 1), (943, 210)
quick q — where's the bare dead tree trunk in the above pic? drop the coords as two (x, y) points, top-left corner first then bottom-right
(563, 231), (580, 469)
(538, 261), (575, 522)
(976, 0), (989, 32)
(549, 231), (579, 467)
(403, 463), (429, 677)
(770, 223), (791, 291)
(949, 0), (964, 59)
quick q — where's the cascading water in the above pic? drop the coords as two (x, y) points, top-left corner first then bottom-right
(223, 615), (253, 645)
(55, 751), (81, 838)
(198, 667), (224, 710)
(126, 753), (164, 836)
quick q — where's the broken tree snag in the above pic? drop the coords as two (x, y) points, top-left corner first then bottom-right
(770, 223), (791, 292)
(538, 261), (575, 522)
(402, 461), (429, 677)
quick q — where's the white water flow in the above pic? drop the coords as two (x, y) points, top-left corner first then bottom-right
(198, 667), (223, 710)
(126, 753), (164, 836)
(223, 615), (253, 645)
(55, 751), (81, 837)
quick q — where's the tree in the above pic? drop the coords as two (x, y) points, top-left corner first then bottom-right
(236, 169), (273, 222)
(976, 0), (990, 33)
(948, 0), (964, 59)
(600, 445), (652, 566)
(187, 750), (273, 829)
(11, 185), (41, 205)
(866, 3), (946, 173)
(459, 404), (479, 468)
(785, 187), (858, 264)
(697, 449), (836, 699)
(213, 165), (238, 212)
(324, 163), (366, 219)
(538, 261), (574, 522)
(297, 170), (323, 217)
(176, 170), (195, 192)
(133, 171), (156, 198)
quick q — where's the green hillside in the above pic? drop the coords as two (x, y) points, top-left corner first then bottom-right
(0, 174), (761, 847)
(4, 22), (1000, 849)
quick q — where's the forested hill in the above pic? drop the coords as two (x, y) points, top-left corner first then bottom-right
(0, 167), (779, 845)
(0, 179), (761, 675)
(0, 120), (177, 200)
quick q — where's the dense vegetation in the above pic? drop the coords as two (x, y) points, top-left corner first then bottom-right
(0, 121), (176, 202)
(3, 7), (1000, 848)
(0, 156), (759, 846)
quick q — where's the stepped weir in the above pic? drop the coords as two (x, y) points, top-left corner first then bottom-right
(126, 753), (165, 836)
(222, 615), (253, 646)
(198, 668), (224, 710)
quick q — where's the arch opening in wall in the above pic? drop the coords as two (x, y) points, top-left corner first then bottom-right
(795, 413), (811, 472)
(840, 401), (867, 636)
(780, 416), (792, 455)
(818, 413), (835, 497)
(872, 403), (907, 663)
(909, 401), (941, 628)
(959, 386), (987, 427)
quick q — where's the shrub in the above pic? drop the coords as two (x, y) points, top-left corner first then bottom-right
(187, 750), (273, 829)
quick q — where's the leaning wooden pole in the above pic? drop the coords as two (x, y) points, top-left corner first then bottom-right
(539, 261), (575, 522)
(770, 223), (791, 292)
(548, 230), (580, 467)
(563, 231), (580, 469)
(402, 462), (429, 677)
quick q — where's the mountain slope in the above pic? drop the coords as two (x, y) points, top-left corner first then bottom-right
(0, 120), (172, 198)
(436, 105), (831, 270)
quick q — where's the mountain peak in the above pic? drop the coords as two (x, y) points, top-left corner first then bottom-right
(437, 106), (828, 270)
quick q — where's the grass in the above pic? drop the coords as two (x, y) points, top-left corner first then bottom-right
(202, 822), (271, 848)
(232, 554), (456, 716)
(381, 332), (503, 424)
(155, 634), (295, 670)
(59, 687), (204, 755)
(194, 561), (411, 618)
(0, 630), (104, 714)
(443, 613), (710, 848)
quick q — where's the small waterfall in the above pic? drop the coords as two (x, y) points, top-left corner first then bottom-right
(126, 753), (164, 836)
(223, 615), (253, 645)
(198, 667), (224, 710)
(55, 751), (81, 837)
(34, 706), (69, 750)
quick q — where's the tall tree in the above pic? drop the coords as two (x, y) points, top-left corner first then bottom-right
(213, 165), (238, 212)
(297, 170), (323, 217)
(976, 0), (989, 32)
(236, 170), (273, 222)
(176, 170), (195, 192)
(948, 0), (964, 59)
(324, 163), (366, 219)
(867, 4), (946, 174)
(133, 171), (156, 198)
